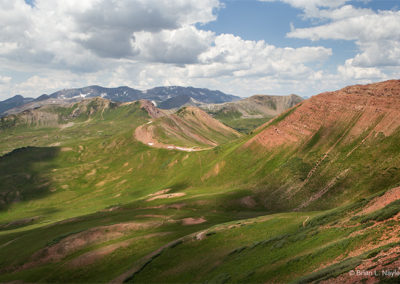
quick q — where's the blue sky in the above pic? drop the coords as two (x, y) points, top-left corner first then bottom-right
(202, 0), (358, 73)
(204, 0), (400, 72)
(0, 0), (400, 99)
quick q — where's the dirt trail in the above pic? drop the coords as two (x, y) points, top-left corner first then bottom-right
(134, 103), (240, 152)
(134, 123), (209, 152)
(302, 216), (310, 227)
(146, 193), (186, 202)
(109, 236), (190, 284)
(0, 238), (19, 249)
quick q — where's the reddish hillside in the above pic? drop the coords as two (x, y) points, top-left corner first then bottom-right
(135, 104), (241, 151)
(246, 80), (400, 150)
(138, 100), (167, 119)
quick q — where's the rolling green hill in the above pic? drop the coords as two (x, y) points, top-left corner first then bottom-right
(1, 80), (400, 283)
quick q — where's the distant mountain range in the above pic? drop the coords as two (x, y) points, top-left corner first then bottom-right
(0, 86), (240, 116)
(0, 95), (34, 115)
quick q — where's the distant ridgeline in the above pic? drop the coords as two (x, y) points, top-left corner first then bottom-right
(0, 85), (239, 116)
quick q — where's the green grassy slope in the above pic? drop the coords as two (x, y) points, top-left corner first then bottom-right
(1, 82), (400, 283)
(129, 195), (400, 283)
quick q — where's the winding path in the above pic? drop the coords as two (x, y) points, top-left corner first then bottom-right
(134, 122), (211, 152)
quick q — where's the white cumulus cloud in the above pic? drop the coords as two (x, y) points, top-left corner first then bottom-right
(288, 8), (400, 80)
(0, 0), (367, 100)
(262, 0), (400, 81)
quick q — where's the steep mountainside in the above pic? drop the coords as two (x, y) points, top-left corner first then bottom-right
(1, 80), (400, 283)
(202, 94), (303, 133)
(214, 80), (400, 212)
(247, 81), (400, 149)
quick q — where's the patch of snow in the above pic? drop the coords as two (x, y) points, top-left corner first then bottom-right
(71, 93), (90, 99)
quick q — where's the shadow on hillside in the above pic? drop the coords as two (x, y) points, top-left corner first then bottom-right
(0, 146), (60, 217)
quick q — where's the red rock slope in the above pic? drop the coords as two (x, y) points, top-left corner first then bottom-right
(245, 80), (400, 149)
